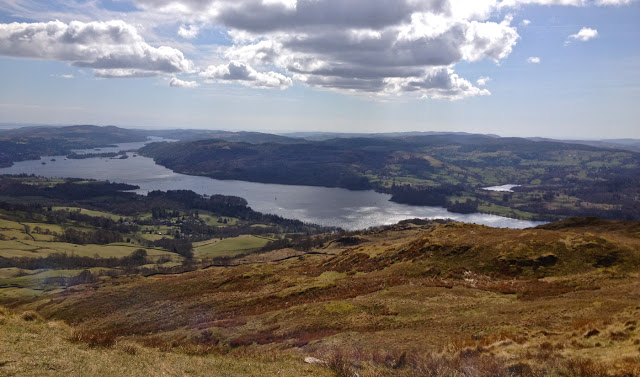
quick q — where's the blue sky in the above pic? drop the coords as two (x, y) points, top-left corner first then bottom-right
(0, 0), (638, 138)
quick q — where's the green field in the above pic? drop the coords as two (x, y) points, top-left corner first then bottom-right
(0, 218), (24, 230)
(0, 239), (176, 260)
(52, 207), (129, 221)
(0, 267), (113, 298)
(137, 233), (167, 242)
(199, 213), (238, 226)
(193, 235), (271, 258)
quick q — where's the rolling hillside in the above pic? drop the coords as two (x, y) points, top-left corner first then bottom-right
(4, 217), (639, 376)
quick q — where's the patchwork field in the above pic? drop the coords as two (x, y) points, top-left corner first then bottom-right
(0, 239), (172, 259)
(52, 207), (131, 221)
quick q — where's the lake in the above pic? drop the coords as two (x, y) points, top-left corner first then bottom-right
(0, 141), (545, 230)
(483, 184), (521, 192)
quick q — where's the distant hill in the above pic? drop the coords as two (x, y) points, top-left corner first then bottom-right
(146, 129), (302, 144)
(282, 130), (496, 141)
(289, 132), (640, 153)
(0, 125), (148, 167)
(528, 137), (640, 153)
(140, 134), (640, 221)
(0, 125), (147, 144)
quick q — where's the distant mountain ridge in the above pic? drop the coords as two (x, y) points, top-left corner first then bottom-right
(282, 130), (502, 141)
(528, 137), (640, 153)
(146, 129), (303, 144)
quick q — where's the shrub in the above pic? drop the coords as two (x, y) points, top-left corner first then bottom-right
(560, 358), (609, 377)
(325, 348), (356, 377)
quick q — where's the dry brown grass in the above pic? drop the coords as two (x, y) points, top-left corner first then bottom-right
(0, 306), (333, 377)
(69, 328), (117, 348)
(117, 342), (140, 355)
(3, 220), (640, 376)
(20, 310), (43, 322)
(312, 346), (640, 377)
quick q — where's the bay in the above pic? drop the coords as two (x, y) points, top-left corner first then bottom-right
(0, 141), (545, 230)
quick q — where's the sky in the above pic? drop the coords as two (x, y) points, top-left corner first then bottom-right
(0, 0), (638, 139)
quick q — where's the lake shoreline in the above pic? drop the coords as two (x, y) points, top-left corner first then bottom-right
(0, 142), (546, 230)
(141, 152), (554, 223)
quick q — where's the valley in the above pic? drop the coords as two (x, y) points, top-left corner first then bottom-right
(0, 126), (639, 376)
(2, 0), (639, 374)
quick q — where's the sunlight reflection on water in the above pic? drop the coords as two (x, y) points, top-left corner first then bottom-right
(0, 141), (545, 230)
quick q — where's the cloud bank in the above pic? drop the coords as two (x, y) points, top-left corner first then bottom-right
(0, 20), (194, 78)
(0, 0), (633, 99)
(203, 0), (524, 99)
(200, 61), (292, 89)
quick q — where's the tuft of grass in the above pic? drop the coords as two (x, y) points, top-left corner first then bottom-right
(325, 348), (357, 377)
(117, 342), (140, 355)
(0, 306), (10, 317)
(561, 358), (610, 377)
(308, 343), (640, 377)
(20, 310), (43, 322)
(69, 328), (117, 348)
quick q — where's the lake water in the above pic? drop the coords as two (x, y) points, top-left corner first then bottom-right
(0, 141), (544, 230)
(483, 184), (521, 192)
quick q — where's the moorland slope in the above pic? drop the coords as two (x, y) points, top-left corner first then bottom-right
(3, 218), (639, 376)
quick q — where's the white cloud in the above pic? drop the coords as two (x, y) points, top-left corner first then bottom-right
(0, 0), (633, 99)
(595, 0), (633, 5)
(447, 0), (500, 20)
(178, 24), (199, 39)
(0, 20), (194, 77)
(94, 69), (158, 78)
(567, 27), (598, 42)
(169, 77), (199, 87)
(499, 0), (586, 7)
(219, 12), (518, 98)
(460, 17), (520, 62)
(527, 56), (541, 63)
(477, 76), (491, 86)
(200, 61), (292, 89)
(122, 0), (517, 99)
(51, 74), (74, 79)
(389, 68), (491, 100)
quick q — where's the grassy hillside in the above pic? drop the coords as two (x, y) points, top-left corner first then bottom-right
(4, 218), (639, 376)
(0, 306), (330, 377)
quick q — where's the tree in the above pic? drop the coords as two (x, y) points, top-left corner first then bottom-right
(129, 249), (147, 265)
